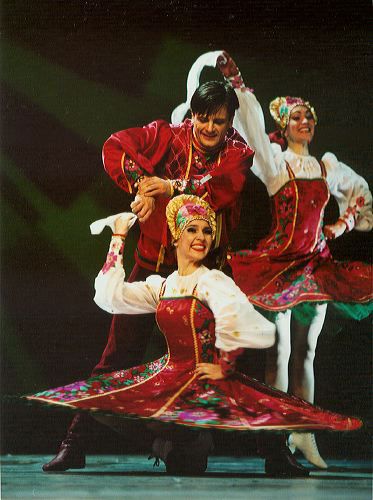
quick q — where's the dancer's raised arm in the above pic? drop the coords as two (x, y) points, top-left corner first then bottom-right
(93, 213), (164, 314)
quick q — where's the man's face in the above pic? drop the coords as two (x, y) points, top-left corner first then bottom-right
(192, 105), (233, 152)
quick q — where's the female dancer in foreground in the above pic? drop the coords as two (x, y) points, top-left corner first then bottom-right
(28, 195), (362, 476)
(217, 54), (372, 469)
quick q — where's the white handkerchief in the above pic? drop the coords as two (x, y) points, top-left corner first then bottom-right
(90, 213), (137, 235)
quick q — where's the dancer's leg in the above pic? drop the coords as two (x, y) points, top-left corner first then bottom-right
(288, 303), (328, 469)
(149, 422), (213, 475)
(256, 433), (309, 477)
(289, 303), (327, 402)
(265, 309), (292, 391)
(261, 310), (310, 476)
(43, 263), (161, 472)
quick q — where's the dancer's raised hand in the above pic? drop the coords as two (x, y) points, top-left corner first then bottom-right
(113, 213), (137, 236)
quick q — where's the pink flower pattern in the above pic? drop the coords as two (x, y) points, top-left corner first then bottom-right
(101, 240), (124, 274)
(356, 196), (365, 207)
(33, 355), (168, 403)
(101, 251), (118, 274)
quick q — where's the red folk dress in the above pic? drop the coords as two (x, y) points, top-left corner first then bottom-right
(228, 88), (373, 320)
(27, 244), (361, 433)
(229, 162), (373, 316)
(27, 295), (361, 431)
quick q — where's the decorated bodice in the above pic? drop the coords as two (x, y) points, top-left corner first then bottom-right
(156, 295), (216, 369)
(264, 165), (330, 259)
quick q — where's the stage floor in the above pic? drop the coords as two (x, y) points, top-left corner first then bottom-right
(1, 455), (372, 499)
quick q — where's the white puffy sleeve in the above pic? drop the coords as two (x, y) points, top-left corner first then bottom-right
(196, 270), (275, 352)
(232, 89), (279, 190)
(322, 152), (373, 232)
(94, 236), (164, 314)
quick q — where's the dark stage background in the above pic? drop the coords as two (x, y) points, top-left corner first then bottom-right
(1, 1), (372, 457)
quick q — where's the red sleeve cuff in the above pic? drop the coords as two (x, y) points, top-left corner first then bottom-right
(219, 348), (244, 377)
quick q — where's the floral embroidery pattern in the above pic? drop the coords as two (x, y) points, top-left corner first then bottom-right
(176, 203), (209, 228)
(340, 196), (366, 229)
(101, 239), (124, 274)
(181, 148), (220, 196)
(158, 382), (233, 426)
(267, 182), (296, 250)
(184, 178), (198, 195)
(253, 273), (321, 308)
(123, 157), (143, 187)
(101, 251), (118, 274)
(28, 294), (364, 432)
(229, 74), (245, 89)
(193, 300), (215, 363)
(34, 355), (168, 403)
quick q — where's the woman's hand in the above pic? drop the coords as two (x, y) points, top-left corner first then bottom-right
(113, 213), (137, 235)
(324, 220), (346, 240)
(139, 176), (172, 197)
(130, 194), (156, 223)
(195, 363), (225, 381)
(217, 51), (240, 79)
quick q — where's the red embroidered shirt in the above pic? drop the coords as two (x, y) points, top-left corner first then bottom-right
(103, 119), (254, 272)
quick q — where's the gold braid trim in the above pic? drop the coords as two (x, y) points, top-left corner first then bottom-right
(120, 152), (133, 194)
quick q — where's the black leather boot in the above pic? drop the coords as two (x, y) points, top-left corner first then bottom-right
(151, 430), (213, 475)
(42, 413), (88, 472)
(257, 433), (309, 478)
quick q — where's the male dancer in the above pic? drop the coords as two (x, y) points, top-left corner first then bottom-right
(43, 62), (254, 473)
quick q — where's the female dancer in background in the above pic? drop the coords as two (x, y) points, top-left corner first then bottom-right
(28, 195), (362, 477)
(172, 51), (372, 469)
(220, 54), (372, 469)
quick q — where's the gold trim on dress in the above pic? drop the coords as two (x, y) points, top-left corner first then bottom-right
(155, 245), (165, 273)
(278, 165), (298, 255)
(32, 344), (171, 405)
(150, 298), (200, 418)
(309, 173), (330, 254)
(120, 152), (133, 194)
(252, 259), (297, 297)
(184, 139), (193, 181)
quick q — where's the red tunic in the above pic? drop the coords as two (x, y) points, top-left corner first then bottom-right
(28, 295), (361, 432)
(229, 164), (372, 313)
(103, 120), (253, 271)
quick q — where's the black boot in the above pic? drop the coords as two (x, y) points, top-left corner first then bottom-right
(257, 433), (309, 478)
(151, 430), (213, 475)
(42, 413), (88, 472)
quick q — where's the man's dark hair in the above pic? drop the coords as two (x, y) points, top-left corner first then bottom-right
(190, 81), (239, 121)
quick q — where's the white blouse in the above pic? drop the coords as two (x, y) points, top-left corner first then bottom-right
(94, 236), (275, 353)
(233, 89), (373, 232)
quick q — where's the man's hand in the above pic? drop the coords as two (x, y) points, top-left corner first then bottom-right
(139, 176), (172, 197)
(324, 220), (346, 240)
(195, 363), (225, 381)
(130, 195), (156, 223)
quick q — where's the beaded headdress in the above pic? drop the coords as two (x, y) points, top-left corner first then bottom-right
(166, 195), (216, 241)
(269, 96), (318, 130)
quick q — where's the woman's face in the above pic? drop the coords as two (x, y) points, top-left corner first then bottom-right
(285, 105), (315, 144)
(176, 219), (213, 264)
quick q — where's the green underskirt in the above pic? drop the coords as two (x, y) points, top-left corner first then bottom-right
(258, 301), (372, 326)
